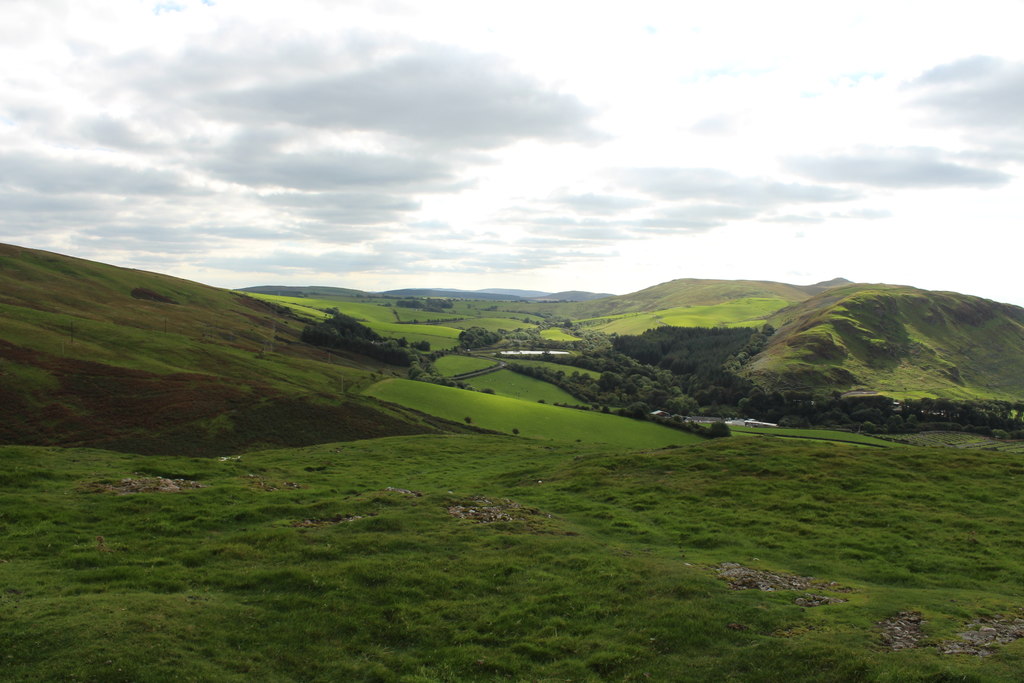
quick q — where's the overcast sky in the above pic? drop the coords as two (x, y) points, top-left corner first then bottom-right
(3, 0), (1023, 304)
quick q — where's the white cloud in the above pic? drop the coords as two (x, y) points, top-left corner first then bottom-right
(0, 0), (1022, 304)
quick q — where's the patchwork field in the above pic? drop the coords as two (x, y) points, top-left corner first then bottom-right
(502, 359), (602, 379)
(540, 328), (581, 341)
(363, 378), (702, 448)
(730, 425), (898, 447)
(432, 354), (497, 377)
(578, 298), (788, 334)
(461, 369), (582, 404)
(886, 431), (1024, 454)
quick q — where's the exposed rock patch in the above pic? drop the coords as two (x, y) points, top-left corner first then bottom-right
(937, 615), (1024, 656)
(447, 496), (550, 524)
(291, 514), (370, 528)
(716, 563), (851, 593)
(795, 593), (848, 607)
(83, 477), (205, 494)
(245, 474), (302, 491)
(384, 487), (422, 497)
(878, 611), (926, 651)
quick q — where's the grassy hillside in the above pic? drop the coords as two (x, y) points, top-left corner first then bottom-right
(578, 297), (787, 334)
(0, 244), (447, 454)
(557, 278), (813, 319)
(747, 285), (1024, 400)
(5, 436), (1024, 681)
(461, 369), (583, 404)
(363, 378), (702, 448)
(433, 355), (497, 377)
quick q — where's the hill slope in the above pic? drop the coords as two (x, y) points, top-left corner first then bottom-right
(745, 284), (1024, 399)
(0, 243), (450, 454)
(563, 278), (826, 319)
(5, 435), (1024, 680)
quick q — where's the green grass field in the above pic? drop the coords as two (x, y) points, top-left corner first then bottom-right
(504, 359), (602, 379)
(540, 328), (580, 341)
(578, 298), (787, 334)
(441, 317), (538, 332)
(462, 369), (582, 404)
(433, 355), (497, 377)
(363, 378), (702, 448)
(887, 431), (1024, 454)
(730, 425), (898, 447)
(5, 436), (1024, 681)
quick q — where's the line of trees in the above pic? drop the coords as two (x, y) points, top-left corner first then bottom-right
(301, 312), (417, 366)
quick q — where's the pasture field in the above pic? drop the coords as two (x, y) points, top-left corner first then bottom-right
(246, 294), (400, 323)
(432, 355), (497, 377)
(504, 359), (602, 379)
(578, 297), (787, 334)
(369, 322), (463, 350)
(729, 425), (899, 447)
(540, 328), (580, 341)
(4, 436), (1024, 681)
(363, 378), (702, 448)
(887, 431), (1024, 454)
(440, 317), (538, 332)
(461, 369), (582, 404)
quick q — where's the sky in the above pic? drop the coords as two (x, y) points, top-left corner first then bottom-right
(2, 0), (1023, 305)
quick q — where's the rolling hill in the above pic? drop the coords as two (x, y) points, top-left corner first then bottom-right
(0, 244), (458, 455)
(745, 284), (1024, 400)
(562, 277), (833, 318)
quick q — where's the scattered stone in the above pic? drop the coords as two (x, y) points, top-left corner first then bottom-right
(878, 611), (926, 651)
(290, 514), (370, 527)
(245, 475), (301, 491)
(446, 496), (551, 524)
(937, 615), (1024, 656)
(716, 563), (851, 593)
(795, 593), (848, 607)
(84, 477), (205, 494)
(384, 487), (422, 497)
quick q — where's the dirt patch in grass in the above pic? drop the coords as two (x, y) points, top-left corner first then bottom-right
(290, 514), (371, 528)
(384, 487), (423, 497)
(716, 563), (852, 594)
(82, 477), (206, 494)
(447, 496), (552, 524)
(794, 593), (848, 607)
(244, 475), (302, 492)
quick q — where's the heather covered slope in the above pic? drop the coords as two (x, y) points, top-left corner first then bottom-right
(0, 243), (442, 454)
(745, 284), (1024, 400)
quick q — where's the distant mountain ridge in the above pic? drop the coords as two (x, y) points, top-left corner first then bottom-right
(378, 288), (613, 302)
